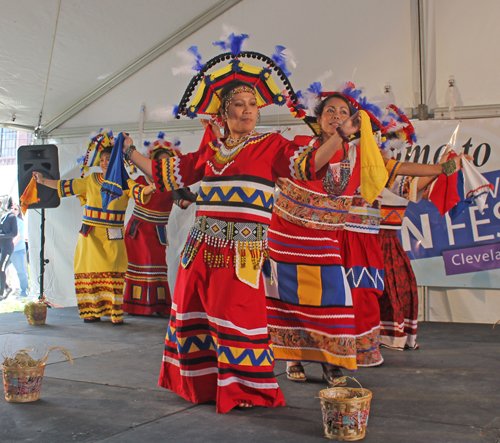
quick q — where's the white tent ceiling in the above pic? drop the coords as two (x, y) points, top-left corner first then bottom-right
(1, 0), (500, 137)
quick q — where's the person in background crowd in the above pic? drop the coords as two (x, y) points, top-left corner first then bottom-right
(9, 202), (29, 299)
(0, 196), (17, 300)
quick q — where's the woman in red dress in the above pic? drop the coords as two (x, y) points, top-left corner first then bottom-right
(123, 137), (180, 316)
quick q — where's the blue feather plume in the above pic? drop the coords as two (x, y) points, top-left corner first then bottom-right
(271, 45), (291, 77)
(307, 82), (323, 96)
(188, 46), (204, 72)
(358, 96), (382, 117)
(213, 33), (249, 56)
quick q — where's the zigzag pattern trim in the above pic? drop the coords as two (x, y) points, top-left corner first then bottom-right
(380, 209), (404, 223)
(172, 157), (184, 188)
(167, 327), (274, 366)
(289, 145), (308, 180)
(199, 187), (274, 208)
(345, 265), (385, 291)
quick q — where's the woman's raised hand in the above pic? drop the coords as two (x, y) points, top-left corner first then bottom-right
(122, 132), (134, 151)
(201, 119), (223, 139)
(340, 112), (361, 136)
(32, 171), (44, 183)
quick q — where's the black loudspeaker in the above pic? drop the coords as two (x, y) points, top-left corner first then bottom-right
(17, 144), (60, 209)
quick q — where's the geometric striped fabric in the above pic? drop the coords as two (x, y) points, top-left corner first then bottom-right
(344, 191), (382, 235)
(380, 205), (406, 229)
(82, 206), (126, 228)
(197, 174), (275, 223)
(132, 206), (170, 224)
(74, 271), (125, 322)
(266, 297), (357, 370)
(122, 175), (173, 316)
(264, 254), (357, 369)
(345, 265), (385, 292)
(60, 172), (149, 322)
(58, 173), (149, 228)
(267, 224), (343, 267)
(270, 261), (352, 307)
(123, 262), (169, 313)
(337, 229), (385, 367)
(380, 175), (420, 230)
(158, 242), (285, 414)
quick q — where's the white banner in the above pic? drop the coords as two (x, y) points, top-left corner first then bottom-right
(398, 118), (500, 288)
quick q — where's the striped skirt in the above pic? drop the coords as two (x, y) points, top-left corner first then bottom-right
(158, 240), (285, 414)
(265, 217), (357, 370)
(74, 225), (127, 322)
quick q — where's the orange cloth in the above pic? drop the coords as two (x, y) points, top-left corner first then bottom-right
(20, 177), (39, 215)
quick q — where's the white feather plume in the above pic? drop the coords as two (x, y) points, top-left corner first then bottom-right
(172, 48), (202, 76)
(149, 105), (177, 123)
(281, 47), (298, 69)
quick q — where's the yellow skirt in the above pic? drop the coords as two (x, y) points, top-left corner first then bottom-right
(74, 226), (128, 321)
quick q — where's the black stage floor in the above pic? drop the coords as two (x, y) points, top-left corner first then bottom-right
(1, 307), (499, 443)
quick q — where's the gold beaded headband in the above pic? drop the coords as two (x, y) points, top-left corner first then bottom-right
(223, 86), (256, 112)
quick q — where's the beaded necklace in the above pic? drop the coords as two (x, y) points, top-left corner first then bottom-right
(208, 131), (257, 175)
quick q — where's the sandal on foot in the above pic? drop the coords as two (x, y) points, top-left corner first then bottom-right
(322, 364), (346, 386)
(83, 317), (101, 323)
(236, 402), (254, 410)
(286, 363), (307, 382)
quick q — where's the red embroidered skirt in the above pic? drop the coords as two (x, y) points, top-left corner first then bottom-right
(378, 229), (418, 350)
(123, 218), (171, 315)
(266, 216), (357, 370)
(158, 241), (285, 414)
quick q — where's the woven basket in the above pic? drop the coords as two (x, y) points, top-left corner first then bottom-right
(319, 385), (372, 441)
(26, 303), (47, 325)
(2, 364), (46, 403)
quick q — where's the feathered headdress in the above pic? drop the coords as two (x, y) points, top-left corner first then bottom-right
(292, 80), (384, 139)
(77, 129), (114, 177)
(143, 132), (181, 159)
(379, 104), (417, 152)
(172, 32), (302, 124)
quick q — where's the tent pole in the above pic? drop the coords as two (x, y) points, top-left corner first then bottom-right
(417, 0), (429, 120)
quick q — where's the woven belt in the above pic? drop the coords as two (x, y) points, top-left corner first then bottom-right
(132, 206), (170, 224)
(193, 215), (268, 242)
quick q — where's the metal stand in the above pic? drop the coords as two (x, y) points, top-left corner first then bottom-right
(38, 208), (49, 301)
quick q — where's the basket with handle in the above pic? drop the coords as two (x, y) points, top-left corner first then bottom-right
(2, 364), (46, 403)
(318, 377), (372, 441)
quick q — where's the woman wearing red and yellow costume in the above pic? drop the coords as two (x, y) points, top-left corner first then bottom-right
(267, 83), (466, 382)
(120, 45), (361, 413)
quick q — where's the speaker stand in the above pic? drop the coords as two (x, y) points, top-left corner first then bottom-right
(39, 208), (49, 301)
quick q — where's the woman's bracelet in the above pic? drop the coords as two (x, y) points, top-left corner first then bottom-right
(442, 158), (457, 176)
(336, 126), (350, 143)
(124, 144), (136, 161)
